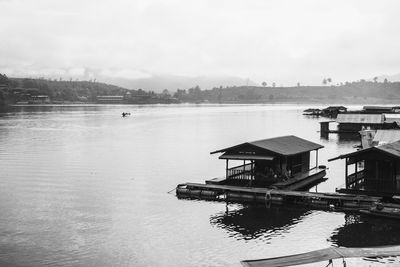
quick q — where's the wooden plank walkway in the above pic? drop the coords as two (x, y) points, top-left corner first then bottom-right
(241, 245), (400, 267)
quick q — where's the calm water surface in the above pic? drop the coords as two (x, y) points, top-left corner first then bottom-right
(0, 104), (399, 267)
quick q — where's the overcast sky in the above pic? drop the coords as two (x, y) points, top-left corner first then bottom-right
(1, 0), (400, 86)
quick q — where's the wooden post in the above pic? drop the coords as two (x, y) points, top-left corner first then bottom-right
(226, 159), (229, 179)
(251, 160), (254, 181)
(316, 150), (319, 168)
(243, 160), (246, 180)
(345, 158), (349, 188)
(355, 160), (358, 176)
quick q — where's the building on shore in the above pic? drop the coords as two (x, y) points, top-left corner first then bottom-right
(96, 95), (124, 103)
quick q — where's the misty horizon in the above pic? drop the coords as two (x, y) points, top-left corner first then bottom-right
(2, 0), (400, 89)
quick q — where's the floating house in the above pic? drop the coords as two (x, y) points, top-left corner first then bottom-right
(330, 141), (400, 197)
(208, 135), (326, 188)
(336, 114), (384, 132)
(321, 106), (347, 118)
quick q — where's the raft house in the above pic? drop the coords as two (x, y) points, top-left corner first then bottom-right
(329, 140), (400, 198)
(176, 136), (400, 215)
(176, 136), (381, 207)
(206, 135), (326, 188)
(320, 113), (400, 136)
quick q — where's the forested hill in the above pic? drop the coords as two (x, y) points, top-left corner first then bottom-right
(177, 81), (400, 104)
(0, 74), (171, 107)
(6, 77), (136, 101)
(1, 73), (400, 108)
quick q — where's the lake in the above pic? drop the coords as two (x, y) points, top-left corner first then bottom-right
(0, 104), (399, 266)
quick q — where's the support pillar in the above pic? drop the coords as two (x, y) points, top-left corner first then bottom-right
(243, 160), (246, 180)
(345, 158), (349, 188)
(226, 159), (229, 179)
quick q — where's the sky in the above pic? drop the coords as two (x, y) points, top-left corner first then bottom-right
(1, 0), (400, 86)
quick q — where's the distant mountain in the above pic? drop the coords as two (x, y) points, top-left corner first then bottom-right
(99, 74), (256, 92)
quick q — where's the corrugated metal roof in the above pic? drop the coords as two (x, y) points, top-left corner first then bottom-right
(211, 135), (323, 156)
(219, 153), (274, 161)
(336, 114), (383, 124)
(250, 136), (323, 155)
(373, 130), (400, 144)
(384, 113), (400, 123)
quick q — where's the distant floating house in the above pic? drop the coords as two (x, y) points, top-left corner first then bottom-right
(335, 113), (400, 132)
(330, 141), (400, 196)
(321, 106), (347, 118)
(209, 135), (326, 188)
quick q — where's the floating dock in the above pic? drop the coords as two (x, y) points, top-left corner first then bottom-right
(241, 245), (400, 267)
(176, 182), (381, 211)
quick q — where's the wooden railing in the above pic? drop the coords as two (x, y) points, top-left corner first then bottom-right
(227, 163), (253, 180)
(347, 170), (364, 188)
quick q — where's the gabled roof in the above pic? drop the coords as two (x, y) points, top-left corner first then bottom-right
(329, 140), (400, 161)
(211, 135), (323, 156)
(336, 114), (383, 124)
(378, 141), (400, 158)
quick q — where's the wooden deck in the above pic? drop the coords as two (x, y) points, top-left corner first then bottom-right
(241, 245), (400, 267)
(270, 168), (326, 190)
(205, 168), (326, 190)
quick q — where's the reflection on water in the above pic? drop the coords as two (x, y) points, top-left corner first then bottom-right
(210, 205), (309, 241)
(330, 213), (400, 247)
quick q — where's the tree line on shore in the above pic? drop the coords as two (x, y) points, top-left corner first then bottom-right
(1, 73), (400, 109)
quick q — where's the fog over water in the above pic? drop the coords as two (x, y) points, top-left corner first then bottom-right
(0, 104), (399, 266)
